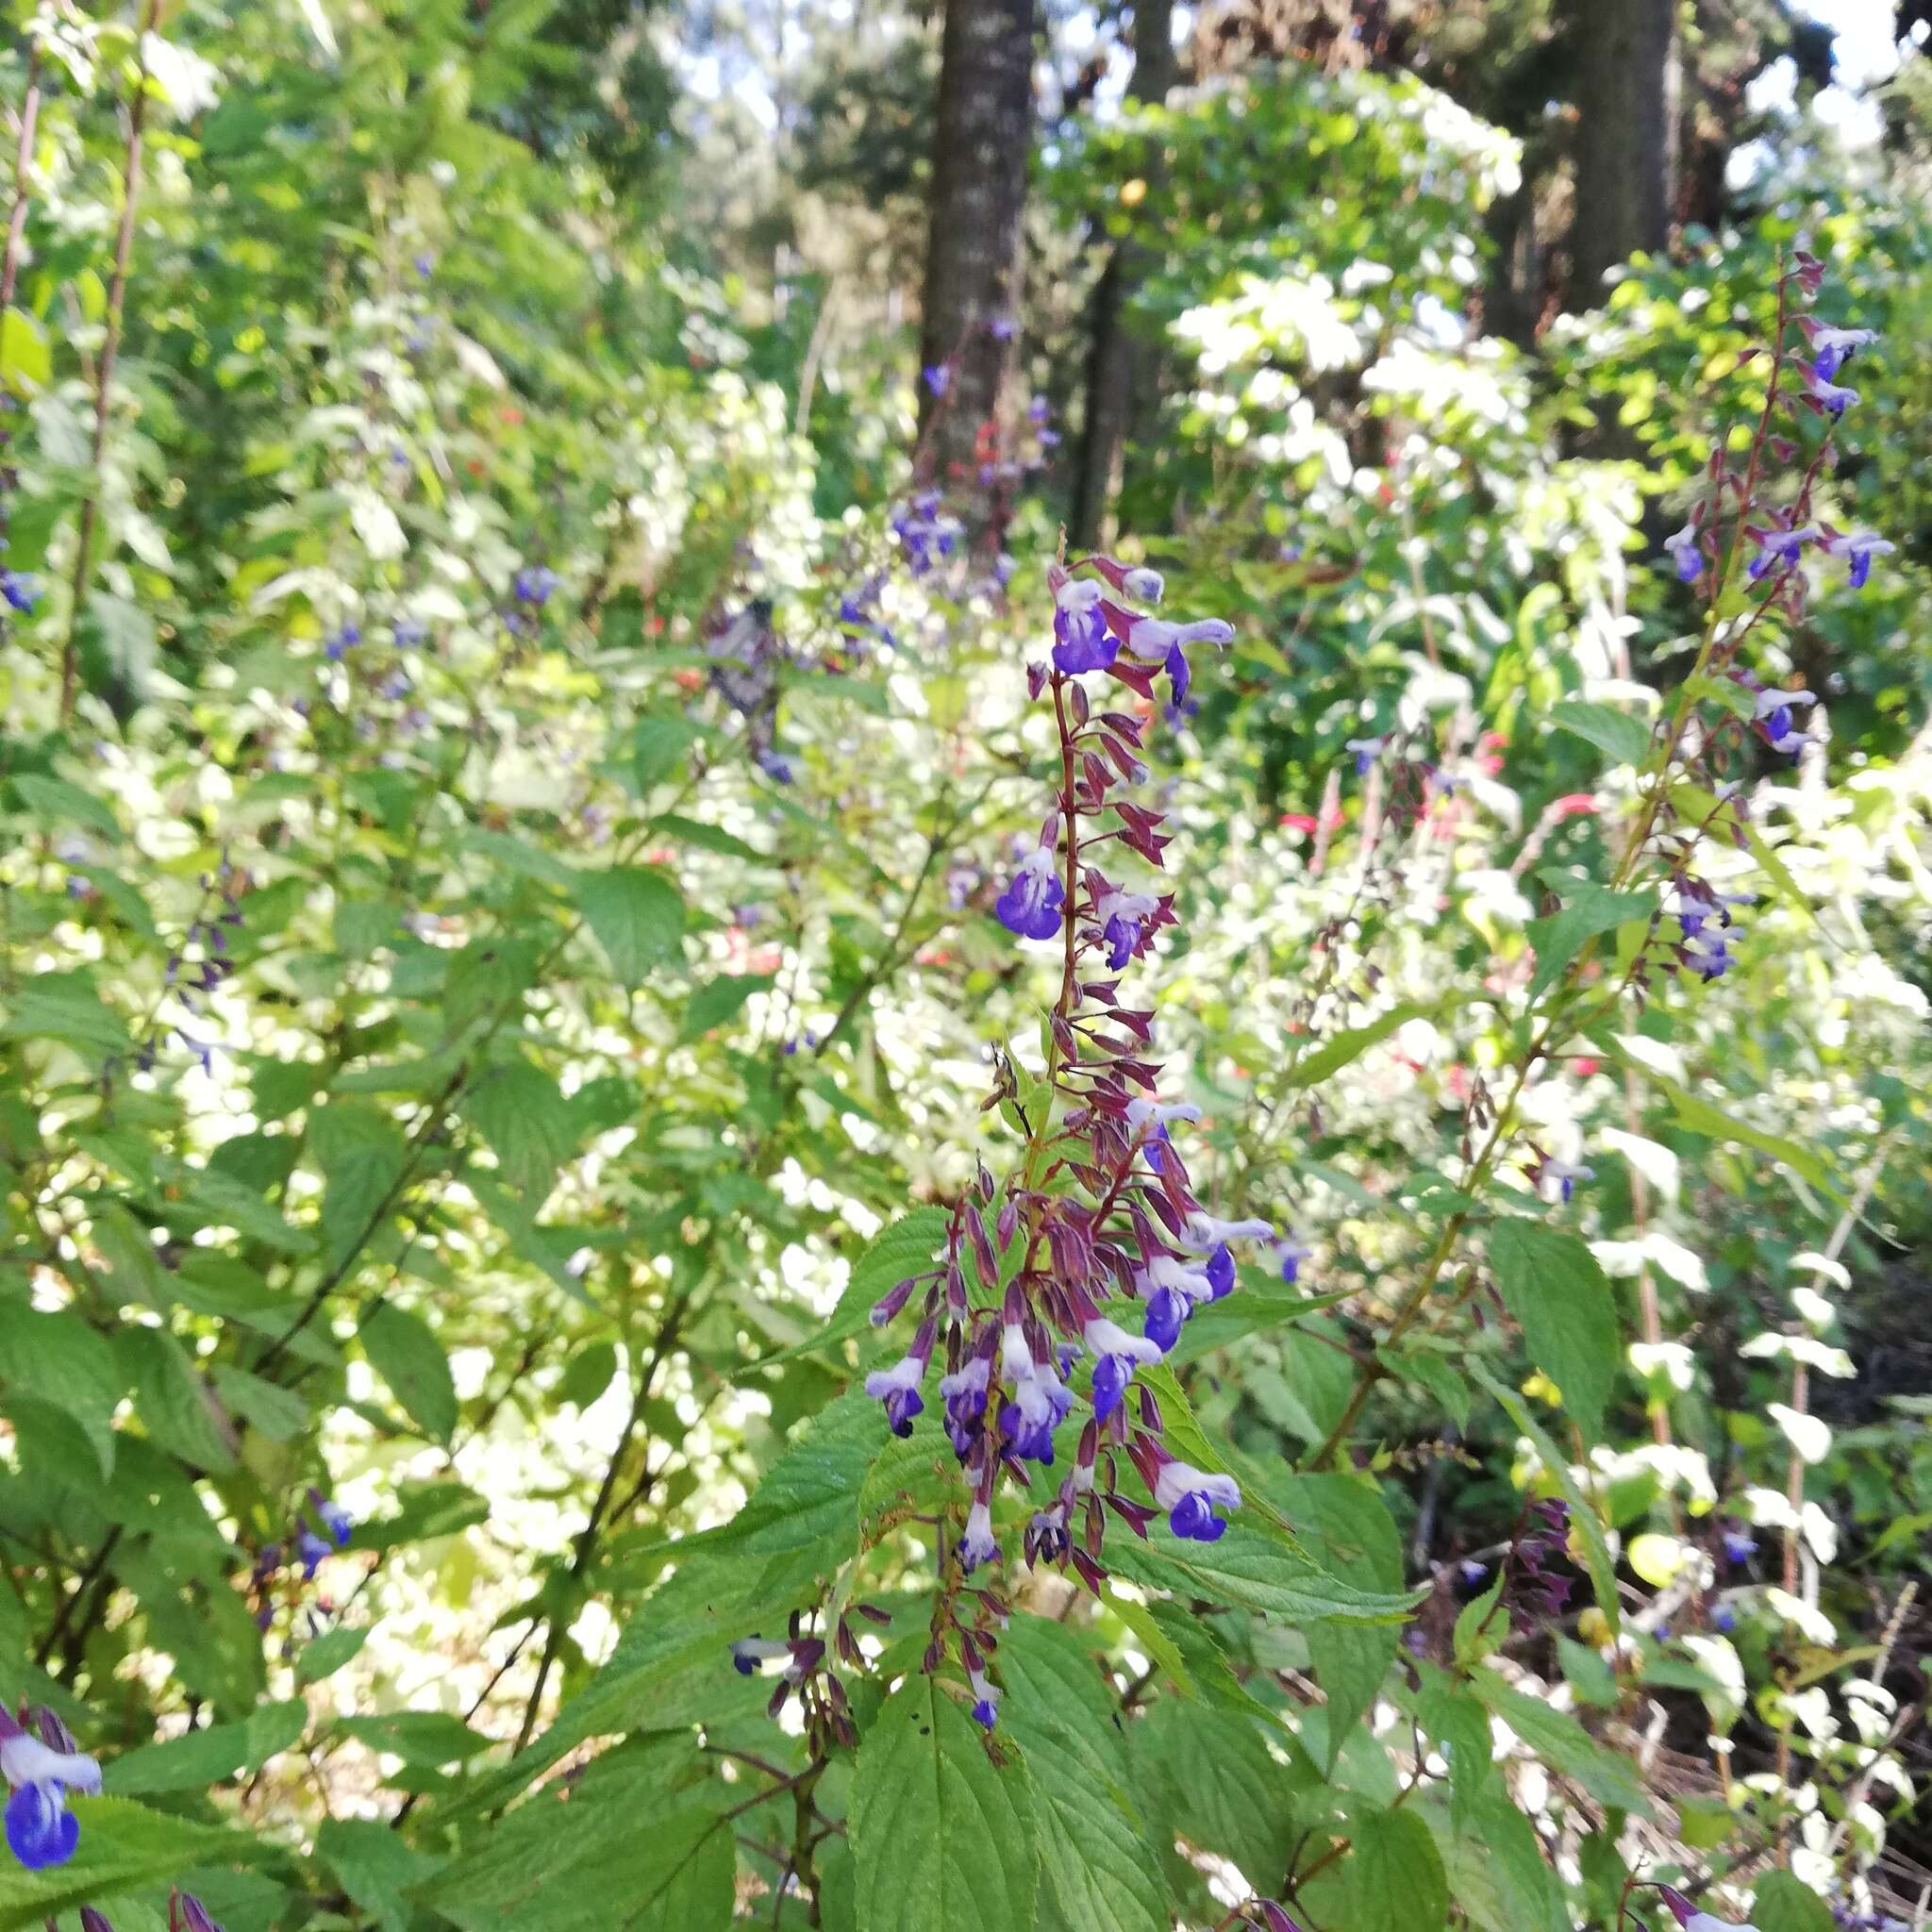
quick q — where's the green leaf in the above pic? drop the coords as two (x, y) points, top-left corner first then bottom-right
(317, 1818), (445, 1932)
(0, 974), (131, 1059)
(0, 306), (50, 391)
(1339, 1807), (1448, 1932)
(1280, 1474), (1404, 1766)
(851, 1677), (1038, 1932)
(0, 1797), (236, 1932)
(1487, 1220), (1620, 1442)
(679, 972), (773, 1041)
(358, 1301), (458, 1441)
(1006, 1703), (1167, 1932)
(296, 1624), (370, 1685)
(10, 774), (123, 841)
(1471, 1366), (1621, 1640)
(1751, 1871), (1837, 1932)
(756, 1208), (950, 1367)
(1524, 883), (1652, 1004)
(210, 1363), (308, 1441)
(1108, 1524), (1420, 1626)
(1469, 1673), (1650, 1812)
(0, 1307), (120, 1477)
(431, 1780), (730, 1932)
(1550, 701), (1653, 768)
(651, 812), (767, 862)
(116, 1325), (237, 1472)
(1659, 1081), (1834, 1191)
(575, 865), (685, 984)
(1133, 1700), (1301, 1885)
(319, 1141), (405, 1273)
(631, 716), (700, 792)
(1279, 1002), (1428, 1090)
(558, 1340), (618, 1407)
(1428, 1791), (1566, 1932)
(336, 1710), (492, 1767)
(108, 1701), (306, 1795)
(460, 1060), (577, 1202)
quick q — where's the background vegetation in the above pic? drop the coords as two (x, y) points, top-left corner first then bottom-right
(0, 2), (1927, 1930)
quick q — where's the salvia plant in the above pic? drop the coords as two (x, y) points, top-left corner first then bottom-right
(0, 6), (1929, 1932)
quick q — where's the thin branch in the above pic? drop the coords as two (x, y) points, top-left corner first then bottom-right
(60, 1), (160, 721)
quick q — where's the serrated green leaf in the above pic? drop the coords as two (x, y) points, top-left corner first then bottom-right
(1487, 1219), (1620, 1442)
(359, 1301), (458, 1441)
(1339, 1807), (1448, 1932)
(1279, 1002), (1428, 1090)
(575, 865), (685, 984)
(1470, 1672), (1650, 1812)
(1133, 1700), (1300, 1885)
(1281, 1474), (1404, 1766)
(1550, 701), (1653, 768)
(0, 1307), (120, 1476)
(460, 1059), (577, 1202)
(1524, 883), (1653, 1005)
(852, 1677), (1038, 1932)
(678, 971), (772, 1041)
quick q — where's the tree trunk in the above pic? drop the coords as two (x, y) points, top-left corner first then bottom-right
(1567, 0), (1679, 308)
(1069, 0), (1176, 551)
(916, 0), (1035, 498)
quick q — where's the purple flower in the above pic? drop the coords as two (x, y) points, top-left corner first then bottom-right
(1053, 583), (1117, 674)
(5, 1782), (77, 1871)
(308, 1489), (353, 1548)
(938, 1355), (991, 1457)
(1712, 1603), (1738, 1632)
(1805, 362), (1858, 417)
(512, 565), (559, 607)
(1095, 887), (1158, 971)
(1809, 325), (1875, 380)
(1722, 1526), (1757, 1566)
(1345, 735), (1385, 774)
(393, 617), (427, 647)
(1141, 1284), (1191, 1354)
(1661, 521), (1703, 583)
(998, 1323), (1074, 1463)
(864, 1348), (930, 1440)
(325, 623), (361, 661)
(922, 365), (950, 398)
(0, 1716), (101, 1872)
(1824, 530), (1894, 589)
(1746, 525), (1816, 582)
(1082, 1316), (1161, 1423)
(295, 1528), (331, 1577)
(1153, 1461), (1241, 1542)
(967, 1665), (1001, 1728)
(958, 1500), (998, 1572)
(757, 749), (796, 785)
(995, 844), (1064, 941)
(1274, 1237), (1311, 1284)
(413, 253), (435, 278)
(1533, 1157), (1592, 1206)
(1, 570), (38, 613)
(987, 315), (1016, 341)
(1753, 686), (1817, 757)
(729, 1636), (790, 1676)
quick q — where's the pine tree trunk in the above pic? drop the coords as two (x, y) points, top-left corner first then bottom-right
(1069, 0), (1176, 551)
(916, 0), (1036, 496)
(1568, 0), (1679, 307)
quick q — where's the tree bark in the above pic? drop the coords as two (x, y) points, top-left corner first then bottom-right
(1069, 0), (1176, 551)
(1567, 0), (1679, 308)
(916, 0), (1035, 496)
